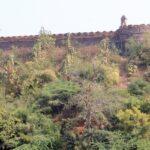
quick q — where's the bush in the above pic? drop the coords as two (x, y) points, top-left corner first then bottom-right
(100, 65), (120, 85)
(15, 108), (61, 149)
(110, 54), (122, 64)
(78, 45), (99, 60)
(78, 129), (126, 150)
(117, 107), (150, 136)
(125, 37), (142, 58)
(65, 58), (94, 80)
(0, 107), (21, 149)
(33, 69), (58, 85)
(42, 81), (81, 101)
(140, 102), (150, 114)
(144, 70), (150, 82)
(125, 35), (150, 66)
(76, 62), (94, 79)
(69, 59), (120, 85)
(0, 106), (61, 150)
(128, 79), (150, 95)
(126, 63), (138, 76)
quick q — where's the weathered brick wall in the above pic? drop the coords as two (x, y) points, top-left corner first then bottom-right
(0, 24), (150, 51)
(0, 31), (114, 50)
(0, 35), (38, 50)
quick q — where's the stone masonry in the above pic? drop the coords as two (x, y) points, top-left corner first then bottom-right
(0, 24), (150, 51)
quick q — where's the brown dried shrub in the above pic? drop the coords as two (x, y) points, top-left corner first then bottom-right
(53, 47), (67, 63)
(52, 47), (67, 71)
(78, 45), (99, 60)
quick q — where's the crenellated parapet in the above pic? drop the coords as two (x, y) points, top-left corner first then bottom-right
(0, 31), (114, 50)
(0, 24), (150, 51)
(0, 35), (38, 50)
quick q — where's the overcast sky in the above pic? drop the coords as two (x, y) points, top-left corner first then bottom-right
(0, 0), (150, 36)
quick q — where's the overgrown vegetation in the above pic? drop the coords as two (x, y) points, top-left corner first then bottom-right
(0, 29), (149, 150)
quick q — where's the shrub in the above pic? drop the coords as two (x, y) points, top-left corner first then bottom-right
(78, 45), (99, 60)
(140, 48), (150, 66)
(136, 139), (150, 150)
(33, 69), (58, 84)
(100, 65), (120, 85)
(125, 34), (150, 66)
(79, 129), (126, 150)
(117, 107), (150, 136)
(144, 70), (150, 82)
(140, 102), (150, 114)
(110, 54), (122, 64)
(69, 59), (97, 80)
(0, 107), (21, 149)
(125, 97), (141, 109)
(128, 79), (150, 95)
(37, 81), (80, 115)
(125, 37), (142, 58)
(69, 58), (120, 85)
(0, 105), (61, 150)
(75, 61), (94, 79)
(42, 81), (81, 101)
(38, 81), (81, 115)
(15, 108), (61, 149)
(126, 63), (138, 76)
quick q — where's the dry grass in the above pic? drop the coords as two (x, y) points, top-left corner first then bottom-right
(78, 45), (99, 60)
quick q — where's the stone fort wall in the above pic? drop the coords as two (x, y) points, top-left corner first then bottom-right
(0, 24), (150, 51)
(115, 24), (150, 50)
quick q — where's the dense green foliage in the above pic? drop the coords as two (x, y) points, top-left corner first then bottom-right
(0, 29), (149, 150)
(128, 79), (150, 95)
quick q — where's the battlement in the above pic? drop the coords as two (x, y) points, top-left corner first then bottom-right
(0, 31), (115, 50)
(0, 31), (114, 42)
(0, 24), (150, 50)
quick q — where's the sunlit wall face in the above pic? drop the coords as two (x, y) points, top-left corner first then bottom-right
(0, 0), (150, 36)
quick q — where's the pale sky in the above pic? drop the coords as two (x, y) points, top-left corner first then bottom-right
(0, 0), (150, 36)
